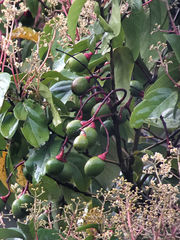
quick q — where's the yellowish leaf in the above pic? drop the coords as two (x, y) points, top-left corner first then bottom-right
(16, 164), (27, 187)
(0, 151), (8, 189)
(11, 27), (39, 42)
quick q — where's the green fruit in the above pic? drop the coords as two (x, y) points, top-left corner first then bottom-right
(20, 194), (34, 209)
(23, 166), (32, 183)
(12, 199), (26, 219)
(81, 127), (97, 147)
(71, 77), (93, 96)
(119, 108), (130, 123)
(45, 158), (64, 176)
(100, 120), (114, 136)
(66, 120), (82, 138)
(73, 135), (88, 152)
(12, 194), (34, 219)
(91, 102), (111, 118)
(0, 198), (5, 212)
(130, 81), (144, 97)
(84, 157), (105, 177)
(68, 53), (88, 72)
(58, 163), (73, 182)
(82, 96), (96, 113)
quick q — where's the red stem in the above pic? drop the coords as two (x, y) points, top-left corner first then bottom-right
(6, 160), (25, 185)
(142, 0), (153, 7)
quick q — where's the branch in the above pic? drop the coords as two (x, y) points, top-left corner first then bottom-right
(144, 128), (180, 151)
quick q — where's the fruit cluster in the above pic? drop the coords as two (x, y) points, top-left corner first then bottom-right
(0, 51), (145, 220)
(40, 52), (144, 181)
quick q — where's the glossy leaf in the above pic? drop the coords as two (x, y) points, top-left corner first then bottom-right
(0, 73), (11, 110)
(99, 15), (113, 33)
(24, 136), (62, 183)
(0, 228), (25, 239)
(146, 107), (180, 129)
(9, 130), (29, 165)
(39, 82), (61, 126)
(122, 0), (145, 60)
(18, 220), (35, 240)
(68, 152), (90, 191)
(109, 0), (121, 37)
(50, 80), (72, 104)
(164, 34), (180, 63)
(21, 99), (49, 148)
(87, 54), (107, 72)
(0, 112), (19, 139)
(53, 55), (66, 72)
(140, 0), (168, 67)
(113, 47), (134, 101)
(64, 38), (89, 62)
(67, 0), (87, 42)
(13, 102), (28, 121)
(34, 176), (63, 201)
(62, 185), (90, 205)
(41, 70), (70, 81)
(145, 67), (179, 94)
(95, 138), (121, 189)
(130, 88), (178, 129)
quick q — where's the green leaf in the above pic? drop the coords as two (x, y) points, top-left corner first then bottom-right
(0, 72), (11, 110)
(61, 185), (90, 205)
(76, 223), (99, 232)
(38, 228), (61, 240)
(21, 99), (49, 148)
(64, 38), (89, 62)
(145, 67), (179, 94)
(113, 47), (134, 101)
(122, 0), (145, 60)
(0, 100), (11, 114)
(95, 138), (121, 189)
(0, 228), (25, 239)
(9, 130), (29, 165)
(50, 80), (72, 104)
(18, 220), (35, 240)
(146, 106), (180, 129)
(57, 152), (90, 192)
(53, 55), (66, 72)
(13, 102), (28, 121)
(0, 112), (19, 139)
(41, 70), (68, 81)
(140, 0), (168, 67)
(130, 88), (178, 129)
(25, 136), (62, 183)
(27, 0), (38, 18)
(164, 34), (180, 63)
(99, 15), (113, 33)
(67, 0), (87, 42)
(39, 82), (61, 126)
(87, 54), (107, 72)
(109, 0), (121, 37)
(39, 19), (56, 59)
(0, 132), (6, 150)
(35, 175), (63, 201)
